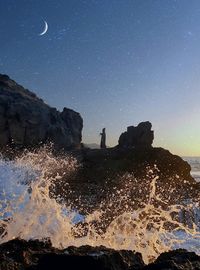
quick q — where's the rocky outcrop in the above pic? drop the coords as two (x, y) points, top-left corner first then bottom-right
(53, 145), (199, 224)
(118, 122), (154, 148)
(1, 239), (200, 270)
(0, 74), (83, 150)
(144, 249), (200, 270)
(0, 239), (145, 270)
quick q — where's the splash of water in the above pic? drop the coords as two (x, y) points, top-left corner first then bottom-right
(0, 147), (199, 264)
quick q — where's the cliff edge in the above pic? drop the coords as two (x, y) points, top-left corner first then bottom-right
(0, 74), (83, 150)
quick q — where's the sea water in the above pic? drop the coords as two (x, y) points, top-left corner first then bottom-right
(183, 156), (200, 182)
(0, 147), (199, 264)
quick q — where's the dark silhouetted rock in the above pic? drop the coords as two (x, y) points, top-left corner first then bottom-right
(118, 122), (154, 148)
(0, 74), (83, 150)
(100, 128), (106, 149)
(144, 249), (200, 270)
(1, 239), (200, 269)
(0, 239), (145, 270)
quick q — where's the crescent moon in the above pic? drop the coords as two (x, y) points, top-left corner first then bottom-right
(39, 20), (48, 36)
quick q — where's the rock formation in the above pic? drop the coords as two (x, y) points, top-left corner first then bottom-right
(144, 249), (200, 270)
(53, 145), (199, 226)
(118, 122), (154, 148)
(0, 74), (83, 150)
(1, 239), (200, 270)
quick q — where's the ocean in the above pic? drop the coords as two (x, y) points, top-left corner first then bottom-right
(183, 157), (200, 182)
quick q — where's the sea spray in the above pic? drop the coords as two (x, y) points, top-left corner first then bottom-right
(0, 147), (199, 263)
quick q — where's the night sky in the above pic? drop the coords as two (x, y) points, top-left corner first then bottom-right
(1, 0), (200, 156)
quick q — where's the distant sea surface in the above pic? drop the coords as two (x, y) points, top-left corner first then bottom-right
(183, 157), (200, 182)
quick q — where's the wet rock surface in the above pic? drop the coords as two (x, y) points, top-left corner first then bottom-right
(0, 239), (144, 270)
(0, 74), (83, 150)
(0, 239), (200, 270)
(144, 249), (200, 270)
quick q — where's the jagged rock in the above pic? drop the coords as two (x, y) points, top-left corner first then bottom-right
(0, 74), (83, 150)
(144, 249), (200, 270)
(118, 122), (154, 148)
(1, 239), (200, 270)
(0, 239), (145, 270)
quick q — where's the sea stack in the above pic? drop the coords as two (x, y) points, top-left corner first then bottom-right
(118, 121), (154, 148)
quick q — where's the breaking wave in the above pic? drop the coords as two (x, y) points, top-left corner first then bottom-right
(0, 147), (199, 264)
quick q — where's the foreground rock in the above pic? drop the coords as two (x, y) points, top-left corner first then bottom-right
(1, 239), (200, 270)
(144, 249), (200, 270)
(0, 74), (83, 150)
(0, 239), (144, 270)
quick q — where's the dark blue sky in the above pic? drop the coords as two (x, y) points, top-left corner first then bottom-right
(1, 0), (200, 155)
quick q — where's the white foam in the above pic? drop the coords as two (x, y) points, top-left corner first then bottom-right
(0, 148), (199, 264)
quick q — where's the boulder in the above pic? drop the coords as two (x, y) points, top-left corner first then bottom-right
(0, 74), (83, 150)
(118, 122), (154, 148)
(144, 249), (200, 270)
